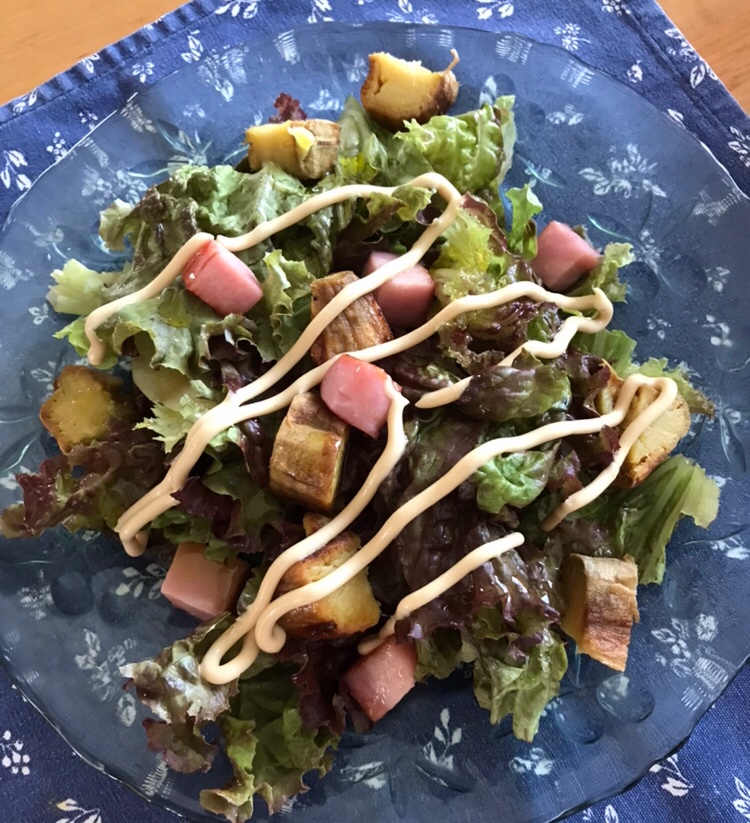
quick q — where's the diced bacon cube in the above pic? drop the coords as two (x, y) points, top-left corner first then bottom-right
(320, 355), (397, 439)
(160, 542), (249, 621)
(533, 221), (601, 292)
(363, 251), (435, 328)
(342, 637), (418, 723)
(182, 240), (263, 316)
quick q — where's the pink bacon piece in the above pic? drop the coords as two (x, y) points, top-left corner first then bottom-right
(320, 354), (398, 439)
(183, 240), (263, 316)
(161, 542), (250, 622)
(533, 221), (600, 292)
(362, 251), (435, 329)
(342, 637), (418, 722)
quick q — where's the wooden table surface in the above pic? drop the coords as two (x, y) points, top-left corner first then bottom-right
(0, 1), (748, 110)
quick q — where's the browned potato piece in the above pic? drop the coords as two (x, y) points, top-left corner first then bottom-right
(593, 360), (623, 416)
(277, 513), (380, 639)
(245, 119), (340, 180)
(309, 271), (392, 365)
(360, 50), (460, 131)
(560, 554), (639, 672)
(616, 384), (690, 488)
(39, 365), (125, 454)
(269, 391), (349, 512)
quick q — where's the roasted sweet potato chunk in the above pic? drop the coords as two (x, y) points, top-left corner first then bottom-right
(245, 119), (340, 180)
(39, 365), (126, 454)
(617, 384), (691, 488)
(309, 271), (392, 365)
(560, 553), (639, 672)
(277, 513), (380, 639)
(269, 391), (349, 512)
(360, 51), (459, 131)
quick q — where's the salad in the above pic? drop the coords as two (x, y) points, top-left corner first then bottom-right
(0, 51), (720, 821)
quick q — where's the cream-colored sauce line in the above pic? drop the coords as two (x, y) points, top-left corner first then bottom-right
(416, 288), (612, 409)
(541, 375), (677, 530)
(199, 382), (409, 684)
(83, 166), (678, 683)
(85, 232), (214, 367)
(116, 280), (613, 554)
(247, 373), (673, 666)
(357, 533), (526, 656)
(114, 173), (463, 554)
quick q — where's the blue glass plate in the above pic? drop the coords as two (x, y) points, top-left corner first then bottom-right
(0, 21), (748, 823)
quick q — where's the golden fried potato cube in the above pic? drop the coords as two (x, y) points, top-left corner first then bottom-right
(360, 51), (459, 131)
(277, 513), (380, 639)
(269, 391), (349, 512)
(560, 553), (639, 672)
(245, 119), (340, 180)
(39, 365), (125, 454)
(309, 271), (392, 366)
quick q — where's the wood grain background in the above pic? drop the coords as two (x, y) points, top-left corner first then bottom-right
(0, 1), (748, 110)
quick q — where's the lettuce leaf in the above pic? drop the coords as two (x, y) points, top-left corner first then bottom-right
(457, 354), (571, 423)
(395, 96), (516, 195)
(505, 184), (543, 259)
(0, 422), (165, 538)
(338, 95), (517, 195)
(475, 450), (556, 514)
(47, 259), (116, 316)
(123, 620), (338, 822)
(472, 623), (567, 741)
(415, 611), (567, 742)
(201, 668), (337, 820)
(569, 242), (632, 303)
(575, 454), (720, 584)
(573, 328), (636, 375)
(248, 250), (314, 361)
(121, 615), (237, 726)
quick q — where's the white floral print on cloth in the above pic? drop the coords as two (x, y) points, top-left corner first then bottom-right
(55, 799), (103, 823)
(650, 754), (694, 798)
(664, 27), (717, 89)
(734, 778), (750, 821)
(1, 730), (31, 776)
(475, 0), (514, 21)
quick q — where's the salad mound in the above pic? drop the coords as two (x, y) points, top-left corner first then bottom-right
(1, 53), (719, 821)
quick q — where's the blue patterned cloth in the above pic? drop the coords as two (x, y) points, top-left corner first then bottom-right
(1, 2), (749, 822)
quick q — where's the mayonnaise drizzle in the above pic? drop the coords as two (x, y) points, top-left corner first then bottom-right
(357, 533), (525, 656)
(85, 232), (214, 367)
(81, 170), (677, 683)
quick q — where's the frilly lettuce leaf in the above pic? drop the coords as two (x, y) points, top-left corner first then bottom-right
(47, 259), (116, 316)
(576, 454), (720, 584)
(201, 668), (337, 820)
(475, 449), (556, 514)
(573, 327), (636, 375)
(505, 184), (543, 259)
(338, 95), (517, 195)
(247, 250), (314, 361)
(569, 241), (632, 302)
(415, 611), (567, 743)
(123, 621), (338, 822)
(471, 622), (567, 741)
(121, 614), (238, 726)
(457, 354), (571, 423)
(0, 421), (164, 538)
(394, 96), (516, 195)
